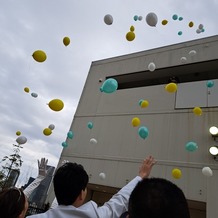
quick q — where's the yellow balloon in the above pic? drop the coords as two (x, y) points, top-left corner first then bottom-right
(141, 100), (149, 108)
(130, 25), (135, 32)
(43, 128), (52, 136)
(131, 117), (140, 127)
(189, 21), (194, 28)
(162, 19), (168, 25)
(48, 99), (64, 112)
(165, 83), (177, 93)
(32, 50), (47, 62)
(16, 131), (21, 136)
(63, 37), (70, 46)
(24, 87), (30, 93)
(193, 107), (202, 116)
(172, 168), (182, 179)
(126, 31), (135, 41)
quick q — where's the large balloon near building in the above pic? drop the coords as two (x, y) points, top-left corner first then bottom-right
(138, 126), (149, 139)
(100, 78), (118, 93)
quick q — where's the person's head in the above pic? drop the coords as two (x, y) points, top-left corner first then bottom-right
(53, 162), (89, 206)
(0, 187), (29, 218)
(128, 178), (190, 218)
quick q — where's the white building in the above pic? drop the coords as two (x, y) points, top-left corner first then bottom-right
(48, 35), (218, 218)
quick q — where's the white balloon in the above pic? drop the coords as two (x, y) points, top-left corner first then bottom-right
(99, 172), (106, 180)
(196, 29), (201, 34)
(202, 167), (213, 177)
(189, 50), (197, 56)
(198, 24), (204, 30)
(180, 57), (187, 64)
(104, 14), (113, 25)
(31, 93), (38, 98)
(146, 12), (158, 27)
(16, 136), (27, 144)
(90, 138), (97, 144)
(148, 62), (156, 71)
(48, 124), (55, 130)
(138, 16), (143, 21)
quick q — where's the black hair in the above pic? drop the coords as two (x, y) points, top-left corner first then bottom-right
(0, 187), (26, 218)
(128, 178), (190, 218)
(53, 162), (89, 205)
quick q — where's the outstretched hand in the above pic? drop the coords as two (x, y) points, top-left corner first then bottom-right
(139, 155), (156, 179)
(38, 158), (48, 177)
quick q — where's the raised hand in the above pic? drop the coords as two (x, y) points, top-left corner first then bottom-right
(139, 155), (156, 179)
(38, 157), (48, 177)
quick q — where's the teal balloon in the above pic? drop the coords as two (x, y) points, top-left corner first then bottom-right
(138, 126), (149, 139)
(67, 131), (74, 139)
(178, 31), (183, 36)
(87, 122), (93, 129)
(62, 141), (68, 148)
(207, 80), (214, 88)
(133, 15), (138, 21)
(185, 141), (198, 152)
(138, 99), (143, 106)
(100, 78), (118, 94)
(178, 17), (183, 21)
(172, 14), (178, 20)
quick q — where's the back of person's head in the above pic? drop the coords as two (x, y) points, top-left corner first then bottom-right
(0, 187), (26, 218)
(53, 162), (89, 205)
(128, 177), (190, 218)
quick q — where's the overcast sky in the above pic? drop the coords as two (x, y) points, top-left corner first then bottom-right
(0, 0), (217, 186)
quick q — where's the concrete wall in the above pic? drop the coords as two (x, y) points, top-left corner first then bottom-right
(50, 36), (218, 218)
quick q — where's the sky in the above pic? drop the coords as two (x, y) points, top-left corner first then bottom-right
(0, 0), (217, 186)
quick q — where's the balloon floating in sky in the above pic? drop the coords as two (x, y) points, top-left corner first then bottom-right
(161, 19), (168, 25)
(132, 117), (140, 127)
(133, 15), (138, 21)
(146, 12), (158, 27)
(202, 167), (213, 177)
(48, 124), (55, 130)
(138, 16), (143, 21)
(16, 131), (21, 136)
(130, 25), (135, 32)
(87, 122), (93, 129)
(178, 17), (183, 21)
(165, 83), (177, 93)
(172, 168), (182, 179)
(100, 78), (118, 94)
(90, 138), (98, 144)
(193, 107), (202, 116)
(31, 93), (38, 98)
(24, 87), (30, 93)
(48, 99), (64, 112)
(172, 14), (178, 20)
(189, 50), (197, 56)
(138, 126), (149, 139)
(126, 31), (135, 41)
(63, 37), (70, 46)
(104, 14), (113, 25)
(99, 172), (106, 180)
(62, 141), (68, 148)
(140, 100), (149, 108)
(67, 131), (74, 139)
(178, 31), (183, 36)
(43, 128), (52, 136)
(148, 62), (156, 71)
(188, 21), (194, 28)
(16, 136), (27, 144)
(206, 80), (214, 88)
(32, 50), (47, 62)
(185, 141), (198, 152)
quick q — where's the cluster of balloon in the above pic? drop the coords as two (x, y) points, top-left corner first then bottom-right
(43, 128), (52, 136)
(48, 99), (64, 112)
(146, 12), (158, 27)
(172, 168), (182, 179)
(138, 99), (149, 108)
(67, 131), (74, 139)
(104, 14), (113, 25)
(90, 138), (98, 144)
(32, 50), (47, 62)
(99, 172), (106, 180)
(206, 80), (214, 88)
(165, 82), (177, 93)
(100, 78), (118, 94)
(193, 107), (202, 116)
(24, 87), (38, 98)
(16, 135), (27, 145)
(16, 131), (21, 136)
(63, 37), (70, 46)
(133, 15), (143, 21)
(87, 122), (93, 129)
(148, 62), (156, 72)
(132, 117), (140, 127)
(196, 24), (205, 34)
(62, 141), (68, 148)
(202, 167), (213, 177)
(185, 141), (198, 152)
(138, 126), (149, 139)
(126, 25), (135, 42)
(172, 14), (183, 21)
